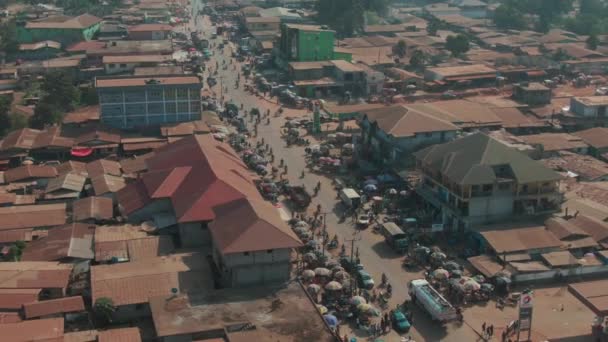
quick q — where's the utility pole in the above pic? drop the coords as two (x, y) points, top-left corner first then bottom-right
(320, 211), (329, 255)
(344, 232), (362, 295)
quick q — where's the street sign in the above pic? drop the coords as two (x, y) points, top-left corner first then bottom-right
(519, 293), (533, 309)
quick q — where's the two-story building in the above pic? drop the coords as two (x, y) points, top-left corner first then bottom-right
(127, 23), (172, 40)
(17, 14), (102, 45)
(96, 75), (202, 129)
(358, 105), (459, 168)
(116, 135), (302, 287)
(414, 132), (562, 231)
(279, 24), (335, 62)
(245, 16), (281, 33)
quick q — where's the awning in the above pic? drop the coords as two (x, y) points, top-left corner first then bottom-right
(71, 147), (93, 157)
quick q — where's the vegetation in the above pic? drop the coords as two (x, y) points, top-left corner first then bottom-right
(393, 40), (407, 58)
(493, 0), (574, 32)
(0, 19), (19, 57)
(55, 0), (122, 17)
(29, 71), (80, 129)
(562, 0), (608, 35)
(426, 19), (439, 36)
(315, 0), (390, 36)
(587, 34), (599, 50)
(0, 96), (11, 137)
(6, 241), (26, 261)
(445, 34), (470, 56)
(409, 50), (428, 68)
(94, 297), (116, 325)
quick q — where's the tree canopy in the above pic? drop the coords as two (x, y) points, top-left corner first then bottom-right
(29, 71), (80, 129)
(445, 34), (470, 56)
(393, 40), (407, 58)
(316, 0), (389, 36)
(493, 0), (574, 32)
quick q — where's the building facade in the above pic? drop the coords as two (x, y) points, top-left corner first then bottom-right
(279, 24), (335, 62)
(18, 14), (102, 44)
(96, 75), (202, 129)
(414, 133), (563, 231)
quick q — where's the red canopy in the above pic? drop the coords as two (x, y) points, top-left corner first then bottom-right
(71, 147), (93, 157)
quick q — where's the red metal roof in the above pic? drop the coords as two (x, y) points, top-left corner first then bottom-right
(0, 289), (41, 309)
(118, 135), (261, 223)
(0, 317), (64, 341)
(23, 296), (85, 319)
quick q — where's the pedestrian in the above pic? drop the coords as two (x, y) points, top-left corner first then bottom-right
(486, 326), (491, 339)
(490, 325), (494, 337)
(502, 329), (507, 342)
(343, 334), (348, 342)
(482, 322), (486, 335)
(380, 317), (385, 331)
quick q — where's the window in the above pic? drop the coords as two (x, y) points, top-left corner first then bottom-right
(498, 183), (510, 191)
(425, 132), (433, 137)
(267, 249), (273, 253)
(482, 184), (492, 192)
(119, 63), (127, 68)
(243, 252), (250, 256)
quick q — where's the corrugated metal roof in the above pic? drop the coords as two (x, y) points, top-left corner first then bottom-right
(0, 203), (66, 231)
(45, 172), (86, 194)
(98, 327), (141, 342)
(0, 317), (64, 341)
(23, 296), (85, 319)
(127, 236), (175, 261)
(86, 159), (122, 177)
(72, 196), (113, 221)
(4, 164), (58, 183)
(479, 224), (563, 254)
(0, 261), (73, 289)
(0, 289), (41, 309)
(21, 223), (95, 261)
(0, 128), (42, 151)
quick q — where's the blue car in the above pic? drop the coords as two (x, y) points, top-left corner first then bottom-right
(391, 310), (411, 333)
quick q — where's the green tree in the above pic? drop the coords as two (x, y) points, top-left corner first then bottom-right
(30, 102), (62, 129)
(393, 40), (407, 58)
(40, 71), (80, 112)
(6, 241), (26, 261)
(0, 19), (19, 57)
(493, 5), (526, 30)
(80, 85), (99, 105)
(426, 20), (439, 36)
(445, 34), (470, 56)
(587, 34), (599, 50)
(409, 50), (427, 68)
(94, 297), (116, 325)
(0, 96), (11, 137)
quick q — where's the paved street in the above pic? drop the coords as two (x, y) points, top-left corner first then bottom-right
(186, 2), (482, 341)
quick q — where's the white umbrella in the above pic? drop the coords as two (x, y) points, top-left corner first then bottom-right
(295, 221), (309, 228)
(464, 279), (481, 291)
(334, 270), (350, 281)
(433, 268), (450, 280)
(303, 252), (317, 262)
(307, 284), (321, 293)
(325, 281), (343, 291)
(314, 267), (331, 277)
(350, 296), (367, 305)
(302, 269), (315, 279)
(387, 188), (397, 195)
(325, 260), (340, 269)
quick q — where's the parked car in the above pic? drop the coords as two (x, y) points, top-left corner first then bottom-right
(356, 269), (375, 289)
(391, 311), (411, 332)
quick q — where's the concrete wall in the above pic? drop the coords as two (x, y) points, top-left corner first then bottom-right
(468, 195), (514, 219)
(216, 248), (292, 287)
(514, 264), (608, 283)
(179, 222), (210, 247)
(125, 199), (172, 222)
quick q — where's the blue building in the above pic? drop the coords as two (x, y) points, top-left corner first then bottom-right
(96, 75), (202, 129)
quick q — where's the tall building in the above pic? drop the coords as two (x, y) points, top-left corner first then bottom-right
(96, 75), (202, 129)
(279, 24), (335, 62)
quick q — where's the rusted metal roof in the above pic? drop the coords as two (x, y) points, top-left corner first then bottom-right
(0, 261), (73, 289)
(0, 289), (41, 309)
(0, 317), (64, 341)
(23, 296), (85, 319)
(86, 159), (122, 177)
(4, 164), (57, 183)
(0, 203), (66, 231)
(72, 196), (113, 221)
(98, 327), (141, 342)
(0, 128), (41, 151)
(21, 223), (95, 261)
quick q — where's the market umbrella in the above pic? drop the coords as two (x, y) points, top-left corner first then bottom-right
(364, 179), (378, 185)
(334, 271), (350, 282)
(481, 283), (495, 292)
(364, 184), (377, 192)
(307, 284), (321, 293)
(295, 221), (309, 228)
(358, 303), (382, 316)
(450, 269), (463, 278)
(323, 314), (338, 327)
(431, 252), (447, 260)
(332, 264), (345, 272)
(387, 188), (397, 195)
(463, 279), (481, 291)
(307, 240), (319, 248)
(326, 260), (340, 269)
(473, 275), (486, 284)
(316, 304), (328, 314)
(372, 196), (383, 202)
(350, 296), (367, 305)
(325, 281), (343, 291)
(314, 267), (331, 277)
(302, 269), (315, 279)
(432, 268), (450, 280)
(303, 252), (317, 262)
(444, 261), (461, 271)
(293, 226), (308, 234)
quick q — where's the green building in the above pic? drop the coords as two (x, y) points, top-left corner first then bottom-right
(18, 14), (102, 45)
(279, 24), (335, 62)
